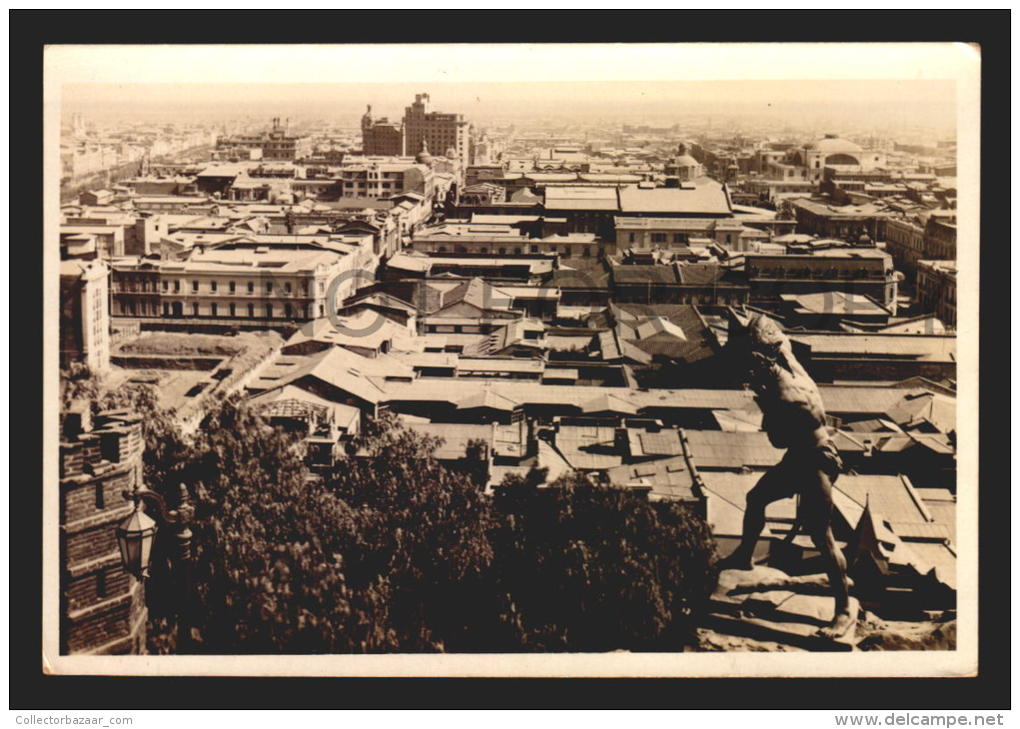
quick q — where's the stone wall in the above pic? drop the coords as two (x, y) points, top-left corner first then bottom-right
(59, 406), (148, 655)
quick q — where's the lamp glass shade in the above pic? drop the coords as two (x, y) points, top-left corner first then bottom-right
(116, 506), (158, 578)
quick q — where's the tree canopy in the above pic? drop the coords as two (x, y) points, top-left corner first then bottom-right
(67, 388), (721, 655)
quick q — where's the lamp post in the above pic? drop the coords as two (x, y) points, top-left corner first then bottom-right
(116, 482), (196, 653)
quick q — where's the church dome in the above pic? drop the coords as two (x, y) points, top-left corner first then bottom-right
(415, 139), (433, 165)
(803, 134), (863, 154)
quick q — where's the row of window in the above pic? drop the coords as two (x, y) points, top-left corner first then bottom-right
(146, 279), (322, 295)
(116, 300), (326, 318)
(429, 245), (597, 257)
(641, 233), (691, 244)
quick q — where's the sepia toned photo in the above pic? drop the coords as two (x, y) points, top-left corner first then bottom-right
(42, 42), (980, 678)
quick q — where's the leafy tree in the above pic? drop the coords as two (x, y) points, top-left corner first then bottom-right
(148, 405), (497, 654)
(490, 471), (718, 652)
(321, 412), (497, 652)
(125, 393), (716, 655)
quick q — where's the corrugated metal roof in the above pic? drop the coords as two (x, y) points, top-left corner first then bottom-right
(683, 430), (783, 469)
(701, 472), (796, 537)
(834, 474), (929, 525)
(604, 456), (698, 501)
(906, 541), (957, 591)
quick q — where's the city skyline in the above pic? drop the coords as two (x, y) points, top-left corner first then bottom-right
(62, 79), (956, 135)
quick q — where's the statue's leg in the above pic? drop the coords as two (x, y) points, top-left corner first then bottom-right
(717, 465), (793, 571)
(801, 469), (854, 637)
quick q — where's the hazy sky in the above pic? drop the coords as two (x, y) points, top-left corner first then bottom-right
(50, 44), (970, 132)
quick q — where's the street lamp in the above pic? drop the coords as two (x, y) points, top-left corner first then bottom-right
(117, 482), (196, 651)
(116, 498), (158, 580)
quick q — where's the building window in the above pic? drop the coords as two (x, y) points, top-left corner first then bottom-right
(211, 303), (218, 317)
(284, 282), (292, 294)
(192, 280), (199, 292)
(229, 303), (236, 317)
(247, 281), (254, 294)
(530, 245), (539, 253)
(162, 280), (168, 291)
(229, 281), (236, 293)
(284, 304), (292, 318)
(248, 303), (254, 317)
(266, 303), (273, 318)
(318, 304), (324, 316)
(192, 303), (199, 316)
(651, 233), (667, 244)
(95, 482), (104, 509)
(174, 280), (180, 292)
(96, 571), (107, 599)
(210, 280), (217, 293)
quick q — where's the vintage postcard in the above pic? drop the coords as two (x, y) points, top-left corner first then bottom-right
(43, 42), (979, 677)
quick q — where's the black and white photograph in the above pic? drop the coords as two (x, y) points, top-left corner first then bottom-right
(39, 40), (981, 680)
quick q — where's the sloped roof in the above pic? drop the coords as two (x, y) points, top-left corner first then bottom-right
(634, 316), (688, 341)
(252, 347), (408, 405)
(554, 424), (622, 471)
(682, 429), (783, 469)
(581, 393), (638, 415)
(604, 456), (699, 501)
(701, 471), (796, 538)
(676, 263), (729, 286)
(617, 181), (731, 215)
(456, 389), (519, 411)
(612, 264), (678, 285)
(399, 422), (492, 460)
(834, 474), (931, 526)
(249, 384), (360, 428)
(885, 391), (956, 433)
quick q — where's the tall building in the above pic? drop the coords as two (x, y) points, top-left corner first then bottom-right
(215, 118), (311, 161)
(916, 260), (957, 328)
(60, 406), (148, 654)
(402, 93), (469, 162)
(360, 105), (403, 156)
(60, 259), (111, 374)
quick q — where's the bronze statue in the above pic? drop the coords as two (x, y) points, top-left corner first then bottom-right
(718, 309), (854, 639)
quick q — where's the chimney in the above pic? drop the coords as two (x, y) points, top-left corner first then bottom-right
(62, 400), (92, 441)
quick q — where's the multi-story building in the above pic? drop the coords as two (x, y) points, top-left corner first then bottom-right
(614, 217), (767, 252)
(743, 248), (900, 313)
(924, 217), (957, 261)
(360, 105), (403, 156)
(215, 118), (312, 162)
(59, 406), (148, 654)
(884, 215), (927, 279)
(884, 212), (956, 282)
(337, 158), (434, 200)
(402, 93), (470, 162)
(916, 260), (957, 328)
(109, 240), (366, 325)
(60, 259), (111, 373)
(767, 135), (888, 184)
(610, 263), (750, 307)
(787, 197), (889, 240)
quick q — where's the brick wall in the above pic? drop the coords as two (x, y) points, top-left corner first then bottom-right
(59, 409), (149, 655)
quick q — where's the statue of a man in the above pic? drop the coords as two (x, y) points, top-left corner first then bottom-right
(718, 309), (854, 638)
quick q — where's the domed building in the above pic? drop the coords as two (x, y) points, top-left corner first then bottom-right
(779, 134), (886, 181)
(664, 143), (704, 182)
(415, 138), (434, 167)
